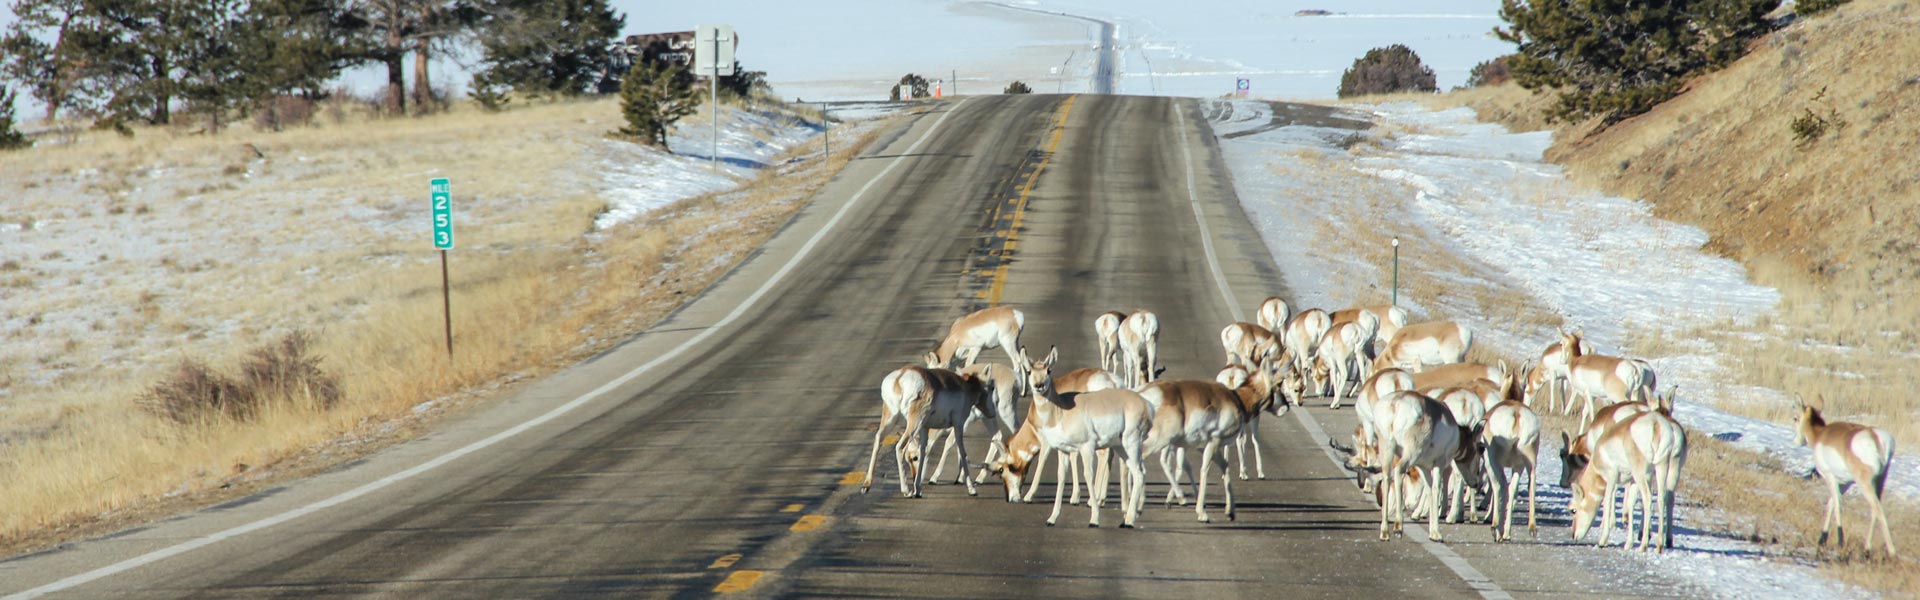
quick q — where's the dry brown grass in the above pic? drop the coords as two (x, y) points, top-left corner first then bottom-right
(1392, 3), (1920, 591)
(0, 98), (891, 555)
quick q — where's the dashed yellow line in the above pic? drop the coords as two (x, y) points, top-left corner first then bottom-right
(839, 471), (865, 485)
(708, 553), (743, 569)
(986, 95), (1078, 306)
(714, 570), (764, 593)
(792, 515), (828, 532)
(781, 503), (804, 513)
(881, 433), (899, 446)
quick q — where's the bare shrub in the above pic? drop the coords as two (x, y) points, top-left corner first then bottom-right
(140, 331), (340, 425)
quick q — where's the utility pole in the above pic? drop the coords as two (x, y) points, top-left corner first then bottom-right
(952, 69), (958, 96)
(709, 32), (719, 172)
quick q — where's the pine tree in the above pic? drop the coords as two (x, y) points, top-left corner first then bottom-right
(1004, 80), (1033, 94)
(1337, 45), (1437, 98)
(889, 73), (929, 101)
(469, 0), (624, 98)
(617, 60), (702, 149)
(1497, 0), (1777, 123)
(0, 84), (30, 150)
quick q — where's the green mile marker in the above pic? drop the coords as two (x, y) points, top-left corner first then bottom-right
(431, 178), (454, 358)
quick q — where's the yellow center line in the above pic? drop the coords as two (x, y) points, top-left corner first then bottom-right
(708, 553), (743, 569)
(986, 95), (1078, 306)
(791, 515), (828, 532)
(881, 433), (899, 446)
(780, 503), (804, 513)
(714, 570), (764, 593)
(838, 471), (864, 485)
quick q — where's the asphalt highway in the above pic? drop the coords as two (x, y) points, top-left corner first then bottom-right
(0, 95), (1698, 599)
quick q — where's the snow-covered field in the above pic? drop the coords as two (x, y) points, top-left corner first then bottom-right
(639, 0), (1511, 102)
(0, 103), (839, 427)
(1210, 98), (1885, 598)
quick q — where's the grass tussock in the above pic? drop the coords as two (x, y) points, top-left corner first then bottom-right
(0, 97), (891, 555)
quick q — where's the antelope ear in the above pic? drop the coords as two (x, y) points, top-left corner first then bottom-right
(1559, 430), (1571, 449)
(1044, 345), (1059, 366)
(1018, 346), (1031, 363)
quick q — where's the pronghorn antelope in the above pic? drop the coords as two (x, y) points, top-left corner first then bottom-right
(931, 306), (1026, 374)
(860, 365), (993, 498)
(996, 347), (1151, 528)
(1410, 361), (1510, 400)
(1557, 400), (1653, 488)
(1328, 307), (1382, 358)
(1795, 398), (1898, 555)
(923, 361), (1023, 485)
(1217, 362), (1298, 480)
(1117, 310), (1162, 387)
(1256, 296), (1292, 335)
(1004, 367), (1123, 504)
(1364, 305), (1411, 353)
(1529, 337), (1594, 414)
(1094, 311), (1127, 375)
(1314, 320), (1368, 408)
(1368, 390), (1467, 541)
(1353, 368), (1417, 455)
(1567, 393), (1687, 551)
(1284, 308), (1333, 393)
(1372, 321), (1472, 374)
(1561, 330), (1657, 431)
(1220, 321), (1281, 370)
(1431, 385), (1489, 524)
(1136, 371), (1274, 519)
(1483, 398), (1541, 541)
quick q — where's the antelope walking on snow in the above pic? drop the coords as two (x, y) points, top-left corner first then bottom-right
(1795, 398), (1897, 555)
(1566, 392), (1687, 551)
(1561, 330), (1657, 431)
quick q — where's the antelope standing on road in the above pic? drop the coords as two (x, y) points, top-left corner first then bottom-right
(1372, 321), (1472, 374)
(1369, 390), (1466, 542)
(1094, 311), (1127, 375)
(1315, 320), (1368, 408)
(1256, 296), (1292, 336)
(923, 360), (1023, 485)
(999, 367), (1123, 504)
(1795, 398), (1898, 555)
(1117, 310), (1161, 387)
(1138, 376), (1260, 522)
(1218, 361), (1299, 480)
(997, 347), (1151, 528)
(1284, 308), (1333, 394)
(1483, 396), (1541, 541)
(1220, 321), (1280, 370)
(1328, 307), (1382, 359)
(931, 306), (1026, 377)
(860, 365), (993, 498)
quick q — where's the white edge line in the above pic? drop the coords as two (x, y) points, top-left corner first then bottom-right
(7, 98), (976, 600)
(1173, 102), (1512, 600)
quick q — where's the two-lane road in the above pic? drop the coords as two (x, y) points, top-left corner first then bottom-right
(3, 95), (1686, 599)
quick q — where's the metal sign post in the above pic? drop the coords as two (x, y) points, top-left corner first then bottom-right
(431, 178), (455, 358)
(695, 25), (737, 172)
(1391, 237), (1400, 307)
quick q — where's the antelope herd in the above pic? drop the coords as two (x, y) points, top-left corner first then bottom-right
(859, 298), (1899, 556)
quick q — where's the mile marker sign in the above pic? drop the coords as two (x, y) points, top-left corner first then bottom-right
(431, 178), (453, 249)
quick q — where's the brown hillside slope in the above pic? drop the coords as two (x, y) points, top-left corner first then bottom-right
(1548, 0), (1920, 432)
(1554, 0), (1919, 299)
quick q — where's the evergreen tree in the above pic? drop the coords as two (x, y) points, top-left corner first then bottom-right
(469, 0), (624, 98)
(889, 73), (928, 101)
(1, 0), (246, 128)
(1337, 45), (1436, 98)
(1004, 80), (1032, 94)
(617, 60), (701, 149)
(1, 0), (82, 121)
(0, 84), (30, 150)
(1498, 0), (1778, 122)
